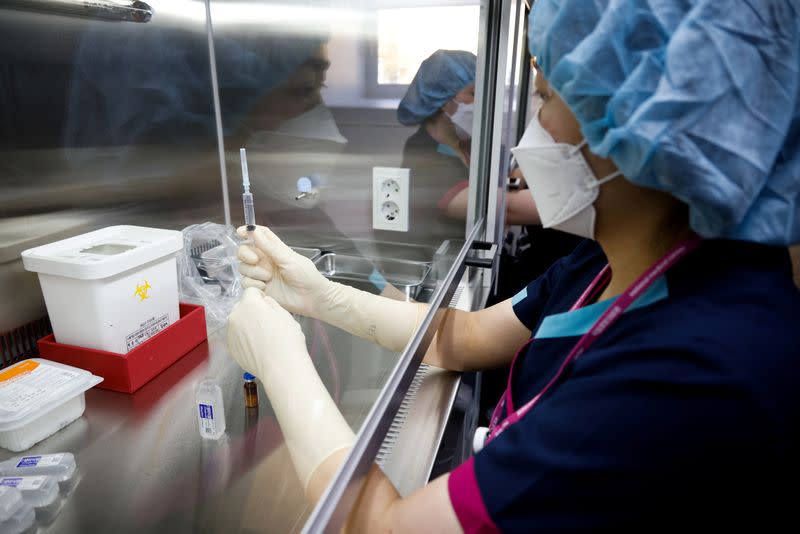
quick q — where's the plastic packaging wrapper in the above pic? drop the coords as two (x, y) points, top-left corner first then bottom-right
(177, 223), (243, 329)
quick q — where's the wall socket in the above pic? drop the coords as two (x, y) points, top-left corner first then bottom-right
(372, 167), (410, 232)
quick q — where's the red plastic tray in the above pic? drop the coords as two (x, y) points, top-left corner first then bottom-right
(37, 303), (208, 394)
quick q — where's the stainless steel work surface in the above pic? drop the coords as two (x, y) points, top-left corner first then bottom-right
(0, 317), (406, 533)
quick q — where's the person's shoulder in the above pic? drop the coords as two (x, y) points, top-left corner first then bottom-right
(546, 238), (605, 285)
(665, 239), (800, 338)
(402, 125), (436, 151)
(609, 240), (800, 410)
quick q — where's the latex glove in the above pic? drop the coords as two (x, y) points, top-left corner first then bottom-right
(237, 226), (332, 318)
(227, 288), (355, 491)
(237, 225), (427, 352)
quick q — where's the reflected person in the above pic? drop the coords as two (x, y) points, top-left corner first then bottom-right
(215, 35), (353, 246)
(393, 50), (476, 249)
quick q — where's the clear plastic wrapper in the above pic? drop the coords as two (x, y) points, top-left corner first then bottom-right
(176, 223), (243, 330)
(0, 475), (58, 509)
(0, 485), (23, 523)
(0, 453), (76, 483)
(0, 501), (34, 534)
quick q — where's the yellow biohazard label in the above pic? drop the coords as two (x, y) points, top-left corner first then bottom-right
(134, 280), (152, 301)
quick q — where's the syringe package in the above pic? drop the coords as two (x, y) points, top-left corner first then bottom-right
(0, 453), (76, 484)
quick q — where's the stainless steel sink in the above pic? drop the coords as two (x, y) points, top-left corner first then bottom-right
(313, 253), (431, 301)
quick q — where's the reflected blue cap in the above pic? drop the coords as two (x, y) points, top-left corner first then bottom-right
(397, 50), (477, 126)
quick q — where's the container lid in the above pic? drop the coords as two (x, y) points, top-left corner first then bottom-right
(21, 225), (183, 280)
(0, 359), (103, 432)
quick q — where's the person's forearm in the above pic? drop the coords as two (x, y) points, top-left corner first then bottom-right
(504, 189), (541, 225)
(315, 281), (428, 353)
(307, 444), (459, 534)
(312, 281), (528, 372)
(443, 187), (469, 220)
(425, 300), (531, 371)
(423, 307), (497, 371)
(259, 351), (355, 493)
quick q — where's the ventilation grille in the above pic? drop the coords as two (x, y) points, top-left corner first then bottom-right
(448, 285), (465, 309)
(1, 316), (52, 369)
(376, 363), (429, 467)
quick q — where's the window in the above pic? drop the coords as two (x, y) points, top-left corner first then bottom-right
(365, 4), (481, 98)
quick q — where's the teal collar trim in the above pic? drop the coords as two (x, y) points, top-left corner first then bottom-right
(437, 143), (460, 159)
(511, 285), (528, 306)
(534, 276), (669, 340)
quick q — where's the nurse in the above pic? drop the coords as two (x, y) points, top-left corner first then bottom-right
(227, 1), (800, 531)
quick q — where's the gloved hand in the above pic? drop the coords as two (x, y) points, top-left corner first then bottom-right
(227, 287), (355, 492)
(226, 286), (308, 379)
(237, 225), (427, 352)
(237, 226), (332, 318)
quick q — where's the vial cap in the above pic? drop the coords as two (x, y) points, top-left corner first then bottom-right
(243, 372), (256, 381)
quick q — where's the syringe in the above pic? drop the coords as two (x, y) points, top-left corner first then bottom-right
(240, 148), (256, 231)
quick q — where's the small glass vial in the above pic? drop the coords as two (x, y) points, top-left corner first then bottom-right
(196, 379), (226, 440)
(243, 373), (259, 408)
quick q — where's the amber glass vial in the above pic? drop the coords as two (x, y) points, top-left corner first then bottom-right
(243, 372), (259, 408)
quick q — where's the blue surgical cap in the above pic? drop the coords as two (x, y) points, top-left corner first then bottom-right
(397, 50), (477, 126)
(530, 0), (800, 246)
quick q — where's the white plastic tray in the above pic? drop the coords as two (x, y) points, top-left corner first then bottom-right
(0, 359), (102, 452)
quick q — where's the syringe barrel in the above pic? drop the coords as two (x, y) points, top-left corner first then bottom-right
(243, 192), (255, 227)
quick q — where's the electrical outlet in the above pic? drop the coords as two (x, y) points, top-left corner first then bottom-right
(372, 167), (409, 232)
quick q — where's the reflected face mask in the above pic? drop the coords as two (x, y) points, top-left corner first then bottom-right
(510, 112), (620, 240)
(448, 102), (474, 140)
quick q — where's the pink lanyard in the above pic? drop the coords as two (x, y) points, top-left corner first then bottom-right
(486, 237), (702, 444)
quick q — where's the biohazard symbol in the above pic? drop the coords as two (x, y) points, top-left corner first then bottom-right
(134, 280), (152, 301)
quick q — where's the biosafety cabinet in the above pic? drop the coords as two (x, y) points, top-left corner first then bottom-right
(0, 0), (533, 531)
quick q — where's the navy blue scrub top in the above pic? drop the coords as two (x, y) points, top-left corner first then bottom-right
(448, 240), (800, 533)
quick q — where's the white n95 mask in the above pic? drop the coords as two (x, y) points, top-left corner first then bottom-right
(510, 113), (621, 240)
(448, 102), (474, 140)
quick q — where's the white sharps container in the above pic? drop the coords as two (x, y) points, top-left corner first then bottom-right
(21, 225), (183, 354)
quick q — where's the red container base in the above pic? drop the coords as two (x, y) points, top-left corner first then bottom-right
(38, 303), (208, 394)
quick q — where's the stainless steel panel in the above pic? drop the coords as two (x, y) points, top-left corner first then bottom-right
(313, 253), (430, 301)
(0, 0), (223, 333)
(291, 246), (322, 262)
(4, 0), (154, 23)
